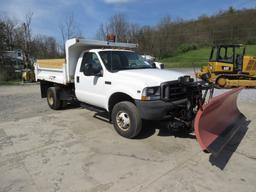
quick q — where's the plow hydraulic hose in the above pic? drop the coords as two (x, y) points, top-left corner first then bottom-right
(194, 87), (244, 153)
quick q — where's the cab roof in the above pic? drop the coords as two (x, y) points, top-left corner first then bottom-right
(90, 49), (134, 52)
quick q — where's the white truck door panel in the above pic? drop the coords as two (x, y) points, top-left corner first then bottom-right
(75, 52), (107, 109)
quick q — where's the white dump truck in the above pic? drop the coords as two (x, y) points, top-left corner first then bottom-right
(35, 38), (243, 153)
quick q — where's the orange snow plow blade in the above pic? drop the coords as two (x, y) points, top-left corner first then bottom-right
(194, 87), (243, 153)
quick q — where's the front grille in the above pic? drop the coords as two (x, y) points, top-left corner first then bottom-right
(160, 78), (201, 102)
(161, 80), (187, 101)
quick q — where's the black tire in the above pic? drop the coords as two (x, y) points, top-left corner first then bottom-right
(111, 101), (142, 139)
(47, 87), (62, 110)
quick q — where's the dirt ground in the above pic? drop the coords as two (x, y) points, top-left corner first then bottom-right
(0, 72), (256, 192)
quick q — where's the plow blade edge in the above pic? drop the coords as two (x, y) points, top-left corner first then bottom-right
(194, 87), (243, 153)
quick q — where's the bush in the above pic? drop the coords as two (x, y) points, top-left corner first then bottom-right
(159, 53), (175, 59)
(0, 58), (21, 82)
(246, 39), (256, 45)
(176, 44), (198, 54)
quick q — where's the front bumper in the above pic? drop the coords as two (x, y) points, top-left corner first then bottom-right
(136, 77), (204, 121)
(135, 99), (188, 120)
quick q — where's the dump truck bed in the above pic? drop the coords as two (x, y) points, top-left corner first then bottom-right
(35, 60), (68, 85)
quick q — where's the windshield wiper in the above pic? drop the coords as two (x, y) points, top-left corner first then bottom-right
(129, 67), (153, 69)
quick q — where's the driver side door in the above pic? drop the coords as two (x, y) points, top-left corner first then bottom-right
(75, 52), (107, 108)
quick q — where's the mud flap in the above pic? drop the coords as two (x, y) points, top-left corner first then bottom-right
(194, 87), (244, 153)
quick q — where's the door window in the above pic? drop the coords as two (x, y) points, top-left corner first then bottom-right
(80, 52), (102, 75)
(209, 47), (217, 61)
(218, 47), (234, 63)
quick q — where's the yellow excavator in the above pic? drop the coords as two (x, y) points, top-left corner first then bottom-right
(196, 44), (256, 88)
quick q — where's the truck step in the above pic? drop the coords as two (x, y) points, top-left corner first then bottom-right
(80, 103), (106, 113)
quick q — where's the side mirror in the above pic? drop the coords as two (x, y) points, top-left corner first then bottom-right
(83, 62), (103, 77)
(95, 70), (103, 77)
(83, 63), (92, 76)
(154, 62), (165, 69)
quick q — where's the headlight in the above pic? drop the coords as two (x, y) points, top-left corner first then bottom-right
(141, 86), (160, 101)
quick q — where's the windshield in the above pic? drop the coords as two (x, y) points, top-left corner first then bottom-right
(99, 51), (153, 71)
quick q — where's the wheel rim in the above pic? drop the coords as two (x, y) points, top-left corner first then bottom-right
(48, 92), (54, 106)
(116, 111), (130, 131)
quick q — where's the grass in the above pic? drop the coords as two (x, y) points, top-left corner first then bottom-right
(0, 80), (21, 86)
(160, 45), (256, 68)
(245, 44), (256, 55)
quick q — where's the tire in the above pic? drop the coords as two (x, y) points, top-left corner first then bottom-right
(47, 87), (62, 110)
(111, 101), (142, 139)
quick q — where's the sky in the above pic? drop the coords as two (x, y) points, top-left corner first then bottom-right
(0, 0), (256, 43)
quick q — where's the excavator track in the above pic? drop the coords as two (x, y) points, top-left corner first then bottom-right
(216, 74), (256, 88)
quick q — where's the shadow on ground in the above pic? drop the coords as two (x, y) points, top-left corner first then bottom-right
(77, 104), (251, 169)
(93, 109), (251, 170)
(209, 115), (250, 170)
(93, 110), (196, 140)
(61, 101), (81, 110)
(136, 120), (196, 140)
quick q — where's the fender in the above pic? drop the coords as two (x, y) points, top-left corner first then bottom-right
(105, 86), (142, 111)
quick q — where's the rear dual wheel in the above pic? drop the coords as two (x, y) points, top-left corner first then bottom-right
(47, 87), (62, 110)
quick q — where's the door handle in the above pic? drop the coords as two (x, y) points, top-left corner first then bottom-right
(76, 76), (80, 83)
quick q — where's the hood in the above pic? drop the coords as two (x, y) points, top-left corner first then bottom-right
(113, 69), (186, 87)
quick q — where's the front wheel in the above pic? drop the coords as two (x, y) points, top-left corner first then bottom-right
(112, 101), (142, 139)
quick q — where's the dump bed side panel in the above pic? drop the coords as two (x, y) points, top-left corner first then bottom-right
(34, 63), (68, 85)
(37, 59), (65, 69)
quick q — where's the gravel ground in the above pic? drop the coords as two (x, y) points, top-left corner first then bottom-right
(0, 71), (255, 192)
(0, 84), (53, 122)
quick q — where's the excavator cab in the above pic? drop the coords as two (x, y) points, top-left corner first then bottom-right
(197, 44), (256, 88)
